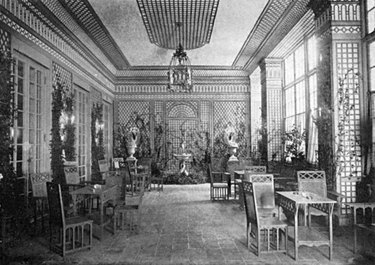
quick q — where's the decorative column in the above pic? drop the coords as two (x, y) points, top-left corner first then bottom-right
(259, 58), (283, 162)
(309, 0), (362, 220)
(249, 68), (262, 158)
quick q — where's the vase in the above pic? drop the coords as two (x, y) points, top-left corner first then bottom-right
(126, 143), (137, 161)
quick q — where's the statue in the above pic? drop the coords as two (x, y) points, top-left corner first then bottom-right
(224, 125), (239, 162)
(126, 127), (139, 161)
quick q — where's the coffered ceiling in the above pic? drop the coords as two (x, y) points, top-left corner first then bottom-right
(88, 0), (268, 66)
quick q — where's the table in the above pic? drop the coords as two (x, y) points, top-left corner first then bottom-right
(345, 202), (375, 253)
(276, 191), (336, 260)
(70, 184), (118, 240)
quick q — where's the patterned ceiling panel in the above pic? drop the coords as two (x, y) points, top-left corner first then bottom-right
(233, 0), (310, 73)
(136, 0), (219, 50)
(57, 0), (130, 69)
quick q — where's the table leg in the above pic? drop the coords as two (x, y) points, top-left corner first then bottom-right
(100, 195), (103, 240)
(329, 203), (333, 260)
(294, 205), (299, 260)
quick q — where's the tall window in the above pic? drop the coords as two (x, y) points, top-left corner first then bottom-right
(283, 43), (307, 132)
(13, 57), (45, 176)
(76, 87), (88, 182)
(283, 35), (317, 161)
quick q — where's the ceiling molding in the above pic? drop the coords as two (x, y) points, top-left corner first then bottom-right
(57, 0), (130, 69)
(136, 0), (219, 50)
(232, 0), (311, 73)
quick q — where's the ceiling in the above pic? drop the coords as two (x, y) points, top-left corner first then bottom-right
(88, 0), (269, 67)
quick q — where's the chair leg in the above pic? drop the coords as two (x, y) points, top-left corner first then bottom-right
(354, 226), (357, 253)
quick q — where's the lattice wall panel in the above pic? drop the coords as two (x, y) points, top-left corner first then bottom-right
(0, 27), (11, 53)
(200, 101), (210, 131)
(336, 42), (361, 214)
(213, 101), (247, 157)
(117, 101), (150, 126)
(267, 88), (283, 161)
(167, 102), (198, 118)
(52, 62), (72, 90)
(213, 102), (246, 138)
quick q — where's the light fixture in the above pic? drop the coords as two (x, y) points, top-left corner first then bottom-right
(167, 44), (192, 93)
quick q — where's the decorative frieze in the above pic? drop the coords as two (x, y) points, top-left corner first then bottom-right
(115, 93), (249, 101)
(115, 84), (250, 94)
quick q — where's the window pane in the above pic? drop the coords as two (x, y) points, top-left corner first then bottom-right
(18, 61), (24, 77)
(367, 0), (375, 11)
(29, 67), (35, 83)
(369, 42), (375, 67)
(308, 36), (317, 71)
(309, 74), (317, 111)
(368, 9), (375, 34)
(371, 67), (375, 92)
(18, 78), (23, 94)
(296, 80), (306, 114)
(285, 54), (294, 84)
(285, 86), (295, 117)
(295, 45), (305, 78)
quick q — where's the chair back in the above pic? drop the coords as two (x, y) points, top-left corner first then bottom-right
(249, 174), (275, 209)
(105, 170), (125, 201)
(297, 170), (327, 197)
(242, 181), (259, 226)
(207, 164), (217, 185)
(46, 182), (65, 228)
(239, 157), (252, 168)
(243, 166), (267, 181)
(211, 157), (226, 172)
(137, 157), (152, 172)
(30, 173), (52, 198)
(99, 160), (109, 173)
(64, 166), (80, 185)
(112, 157), (125, 170)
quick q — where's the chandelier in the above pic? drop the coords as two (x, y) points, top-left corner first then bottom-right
(167, 44), (192, 93)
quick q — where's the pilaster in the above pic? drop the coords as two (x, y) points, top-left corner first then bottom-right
(309, 0), (362, 223)
(259, 58), (283, 162)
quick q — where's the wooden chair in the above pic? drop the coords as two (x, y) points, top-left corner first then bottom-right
(297, 171), (343, 226)
(249, 174), (279, 218)
(137, 157), (152, 191)
(238, 166), (268, 209)
(114, 173), (145, 232)
(346, 202), (375, 253)
(227, 160), (240, 198)
(242, 180), (289, 256)
(208, 164), (229, 201)
(98, 159), (110, 181)
(150, 163), (164, 191)
(30, 172), (52, 234)
(46, 182), (93, 257)
(112, 157), (126, 170)
(63, 166), (88, 216)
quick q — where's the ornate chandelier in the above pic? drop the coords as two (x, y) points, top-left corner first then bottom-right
(167, 44), (192, 93)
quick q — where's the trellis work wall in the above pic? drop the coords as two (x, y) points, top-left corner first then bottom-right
(115, 68), (250, 172)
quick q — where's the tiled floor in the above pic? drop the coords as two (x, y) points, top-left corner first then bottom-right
(4, 184), (375, 265)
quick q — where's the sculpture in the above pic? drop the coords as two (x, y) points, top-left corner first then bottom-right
(126, 127), (140, 161)
(224, 125), (239, 161)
